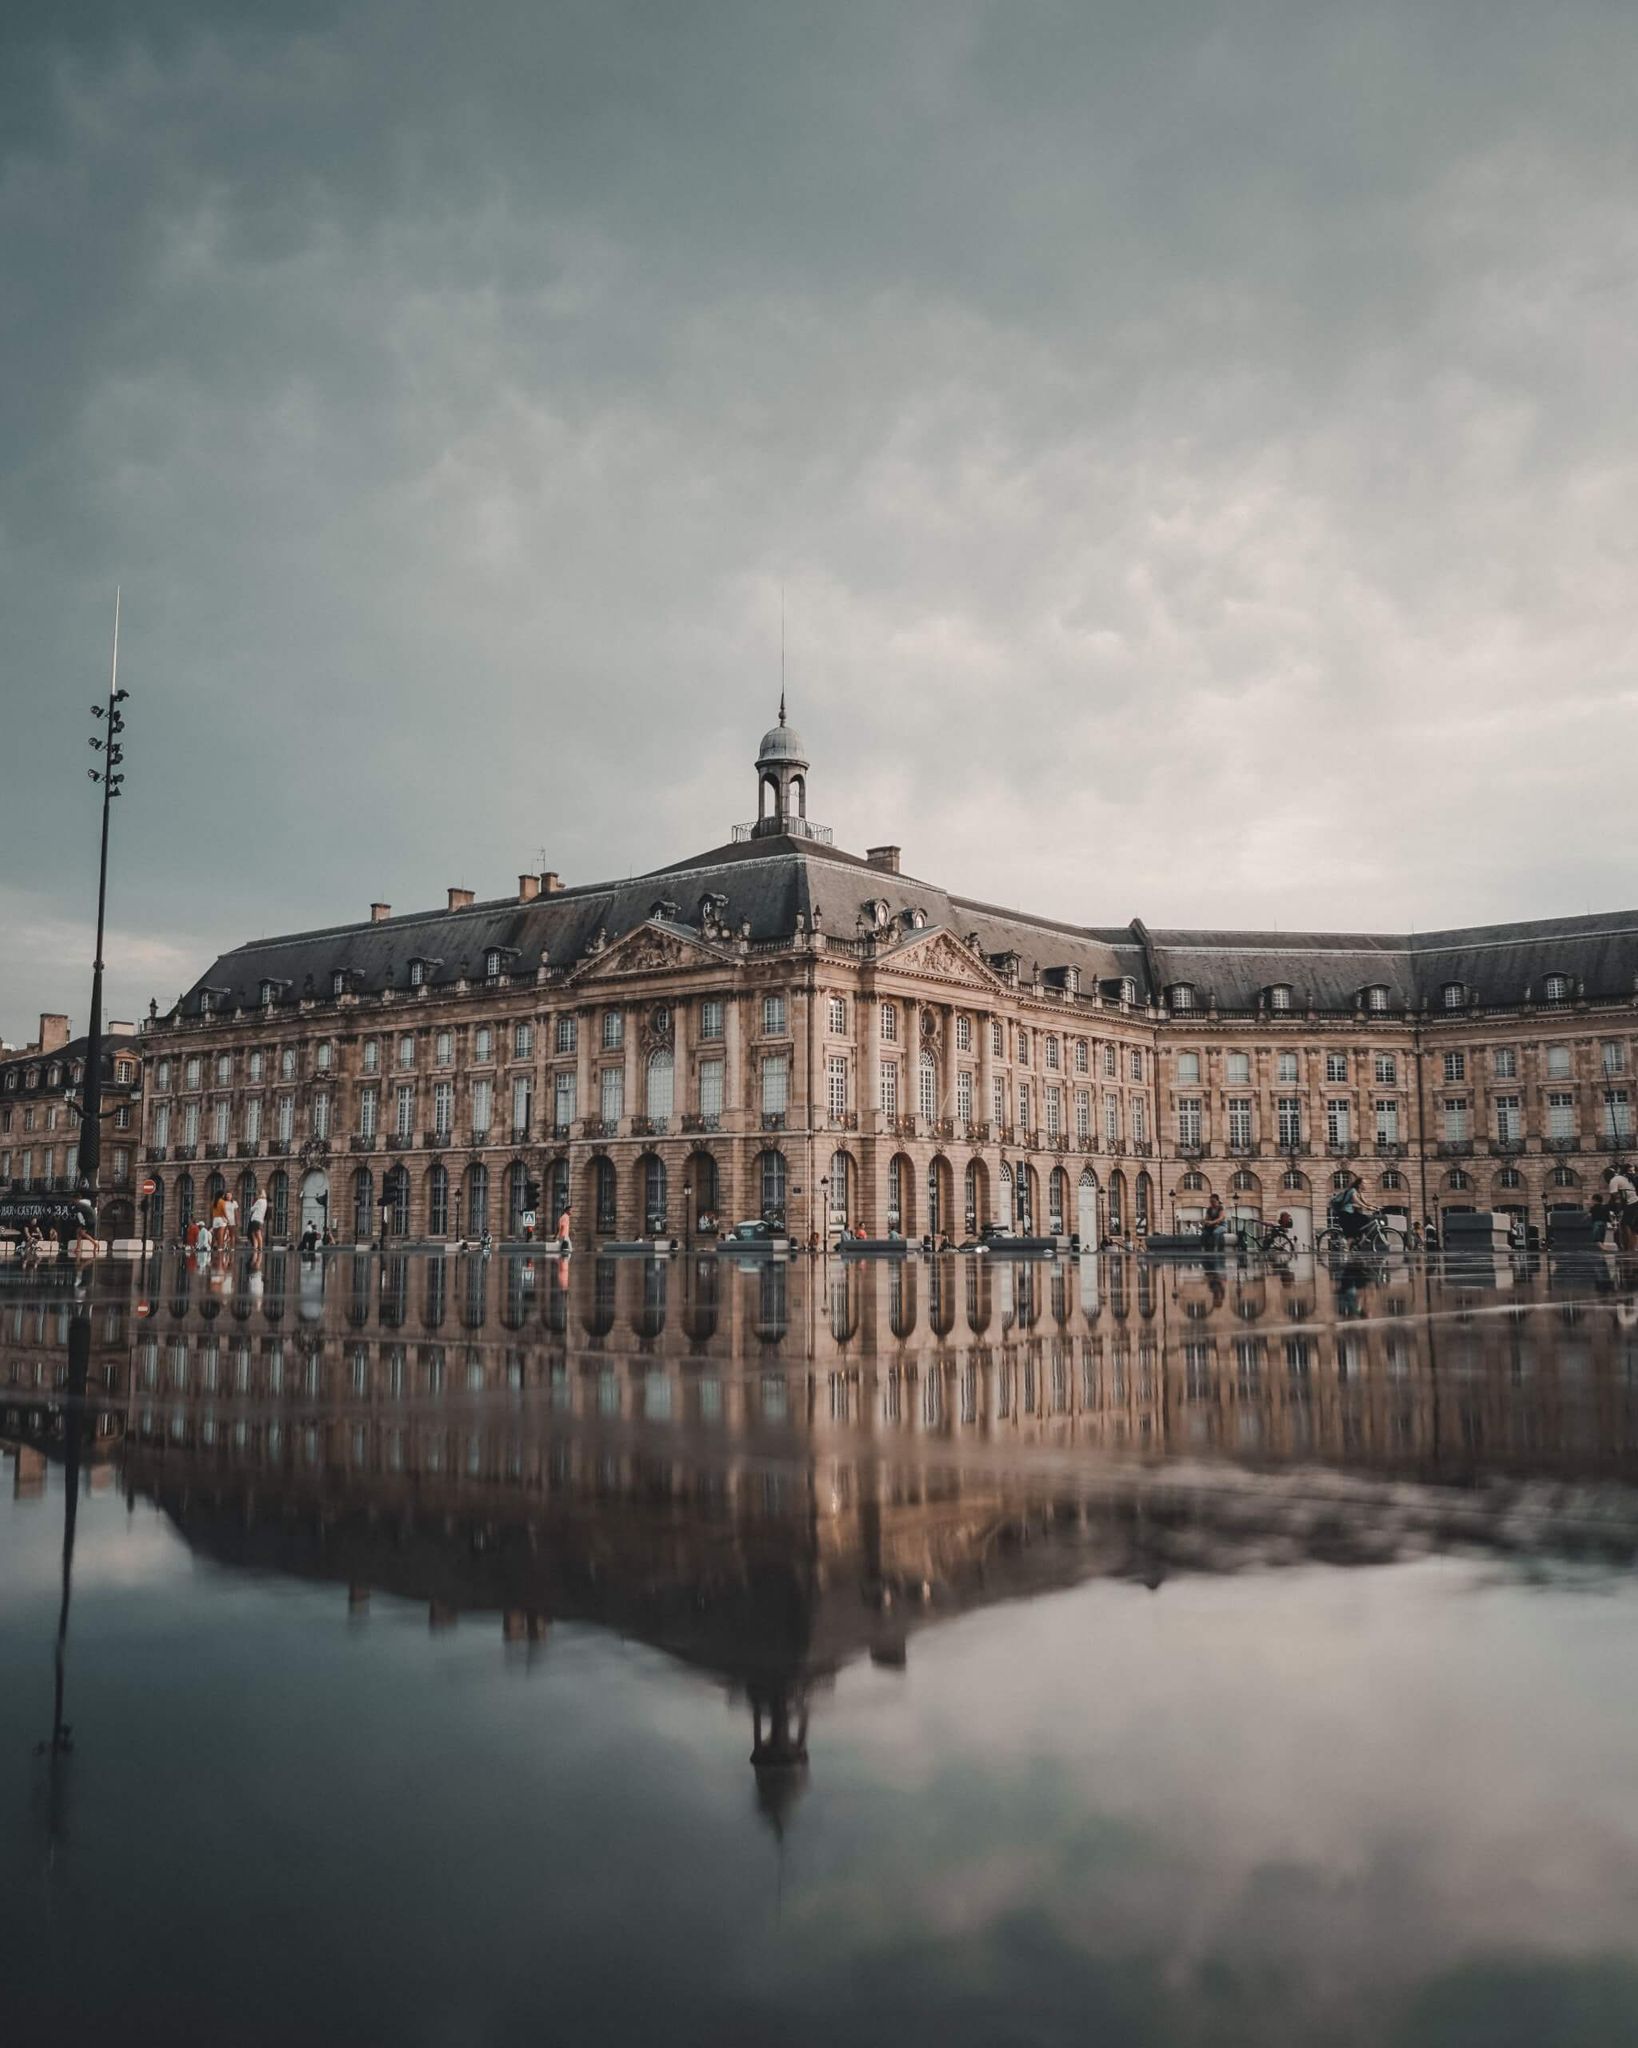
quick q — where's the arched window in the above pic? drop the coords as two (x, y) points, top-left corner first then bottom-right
(1542, 973), (1570, 1003)
(887, 1154), (907, 1233)
(548, 1156), (571, 1224)
(1169, 983), (1196, 1012)
(268, 1169), (290, 1237)
(1497, 1166), (1522, 1189)
(466, 1162), (489, 1236)
(507, 1160), (531, 1235)
(1550, 1164), (1579, 1188)
(758, 1149), (787, 1223)
(1442, 982), (1466, 1010)
(593, 1156), (617, 1233)
(1268, 984), (1293, 1012)
(1048, 1167), (1067, 1234)
(1181, 1169), (1206, 1191)
(353, 1168), (375, 1239)
(176, 1172), (194, 1232)
(828, 1150), (851, 1227)
(688, 1149), (718, 1227)
(1381, 1169), (1404, 1191)
(647, 1049), (674, 1122)
(1331, 1169), (1354, 1191)
(918, 1050), (937, 1122)
(1364, 985), (1389, 1013)
(965, 1160), (982, 1235)
(1281, 1168), (1307, 1191)
(641, 1154), (667, 1233)
(1446, 1167), (1471, 1190)
(1119, 977), (1137, 1005)
(426, 1163), (449, 1235)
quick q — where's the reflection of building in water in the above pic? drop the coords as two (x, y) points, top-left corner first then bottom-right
(9, 1252), (1638, 1803)
(134, 715), (1638, 1262)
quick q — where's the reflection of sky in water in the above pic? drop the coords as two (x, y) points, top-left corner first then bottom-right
(4, 1475), (1636, 2047)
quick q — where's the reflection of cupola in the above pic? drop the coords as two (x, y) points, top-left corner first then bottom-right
(748, 1681), (811, 1839)
(753, 695), (808, 837)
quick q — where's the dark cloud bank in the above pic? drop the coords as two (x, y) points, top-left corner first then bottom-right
(3, 1), (1635, 1039)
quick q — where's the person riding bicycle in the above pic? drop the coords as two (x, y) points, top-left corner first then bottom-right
(1328, 1174), (1375, 1243)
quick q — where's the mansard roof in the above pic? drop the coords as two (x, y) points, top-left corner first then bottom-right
(172, 827), (1638, 1021)
(1144, 909), (1638, 1012)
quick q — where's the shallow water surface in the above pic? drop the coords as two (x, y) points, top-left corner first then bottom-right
(3, 1247), (1637, 2046)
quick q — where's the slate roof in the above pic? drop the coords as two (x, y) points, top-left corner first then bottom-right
(173, 832), (1638, 1019)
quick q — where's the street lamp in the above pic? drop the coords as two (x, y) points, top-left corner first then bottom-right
(76, 592), (129, 1247)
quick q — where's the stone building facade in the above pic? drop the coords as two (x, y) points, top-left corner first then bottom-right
(0, 1012), (143, 1232)
(136, 713), (1638, 1249)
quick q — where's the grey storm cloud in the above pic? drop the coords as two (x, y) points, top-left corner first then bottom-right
(3, 0), (1636, 1041)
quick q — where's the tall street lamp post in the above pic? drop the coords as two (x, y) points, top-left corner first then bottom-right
(77, 592), (128, 1243)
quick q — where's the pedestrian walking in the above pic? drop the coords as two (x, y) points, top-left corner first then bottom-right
(248, 1185), (268, 1251)
(555, 1202), (573, 1255)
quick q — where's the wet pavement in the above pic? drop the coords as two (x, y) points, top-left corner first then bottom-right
(3, 1244), (1637, 2046)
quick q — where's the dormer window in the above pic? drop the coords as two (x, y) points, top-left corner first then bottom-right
(1268, 984), (1292, 1012)
(484, 949), (502, 979)
(1169, 983), (1196, 1013)
(1120, 977), (1137, 1004)
(199, 991), (213, 1016)
(260, 981), (277, 1007)
(409, 959), (425, 988)
(1442, 982), (1466, 1010)
(1542, 972), (1570, 1004)
(47, 1064), (61, 1088)
(1364, 984), (1389, 1013)
(331, 969), (347, 997)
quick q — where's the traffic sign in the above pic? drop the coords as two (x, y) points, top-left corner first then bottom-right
(140, 1177), (157, 1197)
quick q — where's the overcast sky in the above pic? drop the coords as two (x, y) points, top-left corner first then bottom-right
(3, 1), (1636, 1044)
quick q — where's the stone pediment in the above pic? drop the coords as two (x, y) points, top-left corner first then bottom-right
(570, 920), (729, 983)
(873, 928), (1004, 992)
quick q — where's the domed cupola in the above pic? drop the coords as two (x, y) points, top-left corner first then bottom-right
(751, 695), (811, 839)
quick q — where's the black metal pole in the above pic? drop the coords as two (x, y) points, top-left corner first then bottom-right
(79, 593), (126, 1236)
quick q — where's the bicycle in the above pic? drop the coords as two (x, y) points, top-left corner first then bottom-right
(1316, 1212), (1407, 1257)
(1232, 1218), (1296, 1265)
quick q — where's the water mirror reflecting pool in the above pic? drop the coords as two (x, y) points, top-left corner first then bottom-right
(5, 1245), (1638, 2045)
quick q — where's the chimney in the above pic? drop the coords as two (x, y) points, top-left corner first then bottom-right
(517, 874), (540, 902)
(107, 1020), (135, 1037)
(866, 846), (901, 875)
(370, 902), (391, 924)
(37, 1013), (71, 1053)
(448, 887), (475, 911)
(542, 871), (564, 895)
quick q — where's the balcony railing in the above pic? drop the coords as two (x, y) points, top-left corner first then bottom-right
(204, 1141), (228, 1159)
(510, 1123), (533, 1144)
(1130, 1140), (1154, 1157)
(1373, 1140), (1405, 1156)
(681, 1113), (722, 1134)
(1436, 1139), (1474, 1157)
(1326, 1142), (1360, 1158)
(550, 1122), (573, 1141)
(386, 1133), (413, 1151)
(1544, 1135), (1579, 1153)
(423, 1131), (449, 1149)
(632, 1117), (670, 1138)
(173, 1142), (198, 1160)
(145, 1145), (168, 1163)
(1176, 1141), (1204, 1158)
(827, 1111), (859, 1132)
(583, 1119), (618, 1139)
(761, 1111), (788, 1132)
(268, 1137), (293, 1156)
(350, 1135), (375, 1153)
(1492, 1135), (1526, 1155)
(467, 1129), (492, 1148)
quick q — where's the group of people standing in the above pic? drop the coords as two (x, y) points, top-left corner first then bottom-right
(182, 1185), (269, 1260)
